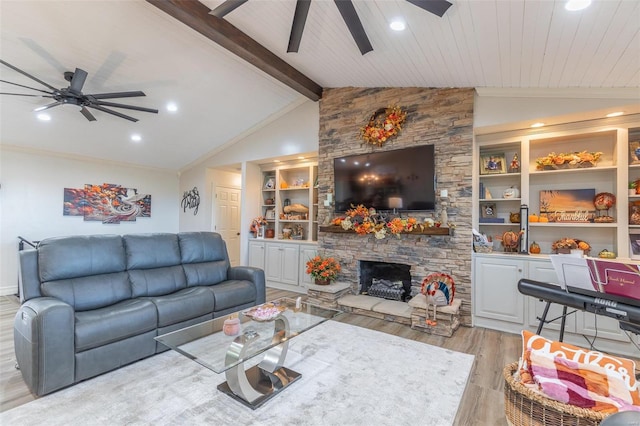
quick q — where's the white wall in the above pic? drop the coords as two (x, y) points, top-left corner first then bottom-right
(474, 88), (640, 132)
(178, 100), (320, 263)
(0, 147), (179, 295)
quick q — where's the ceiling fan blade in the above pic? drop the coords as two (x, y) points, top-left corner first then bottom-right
(209, 0), (248, 17)
(33, 101), (63, 112)
(0, 79), (55, 95)
(405, 0), (452, 17)
(288, 0), (311, 53)
(88, 91), (146, 100)
(0, 59), (59, 92)
(80, 106), (97, 122)
(91, 100), (158, 114)
(88, 104), (139, 122)
(333, 0), (372, 55)
(68, 68), (88, 94)
(0, 92), (54, 98)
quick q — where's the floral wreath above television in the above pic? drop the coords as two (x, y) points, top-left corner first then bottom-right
(360, 106), (407, 146)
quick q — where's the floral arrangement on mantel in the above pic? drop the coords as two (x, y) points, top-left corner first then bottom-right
(360, 106), (407, 146)
(306, 255), (341, 284)
(535, 151), (602, 170)
(331, 204), (448, 240)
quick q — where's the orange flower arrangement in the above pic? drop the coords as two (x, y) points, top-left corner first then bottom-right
(337, 204), (427, 239)
(306, 255), (341, 282)
(360, 106), (407, 146)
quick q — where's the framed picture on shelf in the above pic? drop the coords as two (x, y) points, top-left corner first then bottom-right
(630, 234), (640, 259)
(539, 189), (596, 222)
(480, 154), (506, 175)
(629, 141), (640, 165)
(264, 176), (275, 190)
(481, 203), (497, 218)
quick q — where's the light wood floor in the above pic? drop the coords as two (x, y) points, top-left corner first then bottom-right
(0, 290), (522, 425)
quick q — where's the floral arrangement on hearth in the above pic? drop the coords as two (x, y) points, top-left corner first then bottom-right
(535, 151), (602, 170)
(360, 106), (407, 146)
(331, 204), (442, 239)
(306, 255), (341, 284)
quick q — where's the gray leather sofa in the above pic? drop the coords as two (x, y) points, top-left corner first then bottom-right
(14, 231), (265, 396)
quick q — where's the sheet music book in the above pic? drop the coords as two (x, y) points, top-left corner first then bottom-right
(550, 254), (640, 306)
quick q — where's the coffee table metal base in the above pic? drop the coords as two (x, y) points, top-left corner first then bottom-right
(217, 365), (302, 409)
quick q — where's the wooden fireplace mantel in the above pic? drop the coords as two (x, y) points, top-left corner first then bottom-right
(318, 225), (453, 236)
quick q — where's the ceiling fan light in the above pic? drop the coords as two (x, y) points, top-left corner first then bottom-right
(565, 0), (591, 11)
(166, 102), (178, 112)
(37, 113), (51, 121)
(389, 20), (406, 31)
(130, 134), (142, 142)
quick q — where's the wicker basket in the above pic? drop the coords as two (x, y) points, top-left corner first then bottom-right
(503, 362), (609, 426)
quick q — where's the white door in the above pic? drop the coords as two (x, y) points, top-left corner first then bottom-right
(214, 186), (241, 266)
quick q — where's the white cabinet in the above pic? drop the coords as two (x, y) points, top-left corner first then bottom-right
(474, 253), (638, 357)
(248, 241), (265, 270)
(249, 241), (316, 293)
(265, 243), (299, 286)
(473, 256), (525, 329)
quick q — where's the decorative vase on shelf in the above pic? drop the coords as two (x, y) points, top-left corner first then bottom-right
(314, 278), (330, 286)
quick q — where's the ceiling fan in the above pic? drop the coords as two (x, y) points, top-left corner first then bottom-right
(209, 0), (453, 55)
(0, 59), (158, 122)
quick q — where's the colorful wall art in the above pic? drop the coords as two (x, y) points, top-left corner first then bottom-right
(539, 189), (596, 223)
(63, 183), (151, 224)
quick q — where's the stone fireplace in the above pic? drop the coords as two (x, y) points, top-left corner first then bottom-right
(316, 87), (474, 326)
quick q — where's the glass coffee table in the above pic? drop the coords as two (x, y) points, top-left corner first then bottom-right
(155, 298), (341, 409)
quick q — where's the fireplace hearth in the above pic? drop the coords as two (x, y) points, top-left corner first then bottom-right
(359, 260), (412, 302)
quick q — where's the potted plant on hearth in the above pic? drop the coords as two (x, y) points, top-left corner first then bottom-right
(306, 255), (341, 285)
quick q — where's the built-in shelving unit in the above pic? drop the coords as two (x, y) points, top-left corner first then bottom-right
(475, 118), (640, 258)
(259, 161), (318, 242)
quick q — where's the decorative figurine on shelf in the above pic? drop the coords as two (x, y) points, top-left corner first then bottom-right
(509, 154), (520, 173)
(593, 192), (615, 223)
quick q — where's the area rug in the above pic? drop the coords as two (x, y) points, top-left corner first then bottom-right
(1, 321), (474, 425)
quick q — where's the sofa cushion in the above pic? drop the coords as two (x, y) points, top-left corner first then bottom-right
(41, 272), (131, 311)
(178, 232), (229, 264)
(123, 233), (182, 270)
(129, 266), (187, 298)
(182, 261), (229, 287)
(146, 287), (214, 327)
(75, 299), (157, 352)
(38, 235), (125, 281)
(207, 280), (257, 312)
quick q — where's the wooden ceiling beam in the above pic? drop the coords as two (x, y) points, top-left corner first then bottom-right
(146, 0), (322, 101)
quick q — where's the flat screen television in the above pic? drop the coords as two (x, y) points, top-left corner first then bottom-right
(333, 145), (436, 213)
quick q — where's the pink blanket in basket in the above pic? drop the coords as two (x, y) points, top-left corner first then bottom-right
(526, 348), (640, 413)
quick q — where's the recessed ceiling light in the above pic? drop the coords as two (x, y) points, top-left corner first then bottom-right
(606, 111), (624, 118)
(166, 102), (178, 112)
(531, 122), (545, 128)
(389, 20), (406, 31)
(565, 0), (591, 11)
(130, 134), (142, 142)
(37, 113), (51, 121)
(298, 156), (305, 160)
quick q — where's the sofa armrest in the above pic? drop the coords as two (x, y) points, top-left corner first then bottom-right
(228, 266), (266, 304)
(14, 297), (75, 396)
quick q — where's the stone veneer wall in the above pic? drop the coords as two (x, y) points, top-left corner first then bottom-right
(317, 87), (474, 326)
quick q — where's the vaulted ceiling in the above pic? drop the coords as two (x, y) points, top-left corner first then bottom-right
(1, 0), (638, 171)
